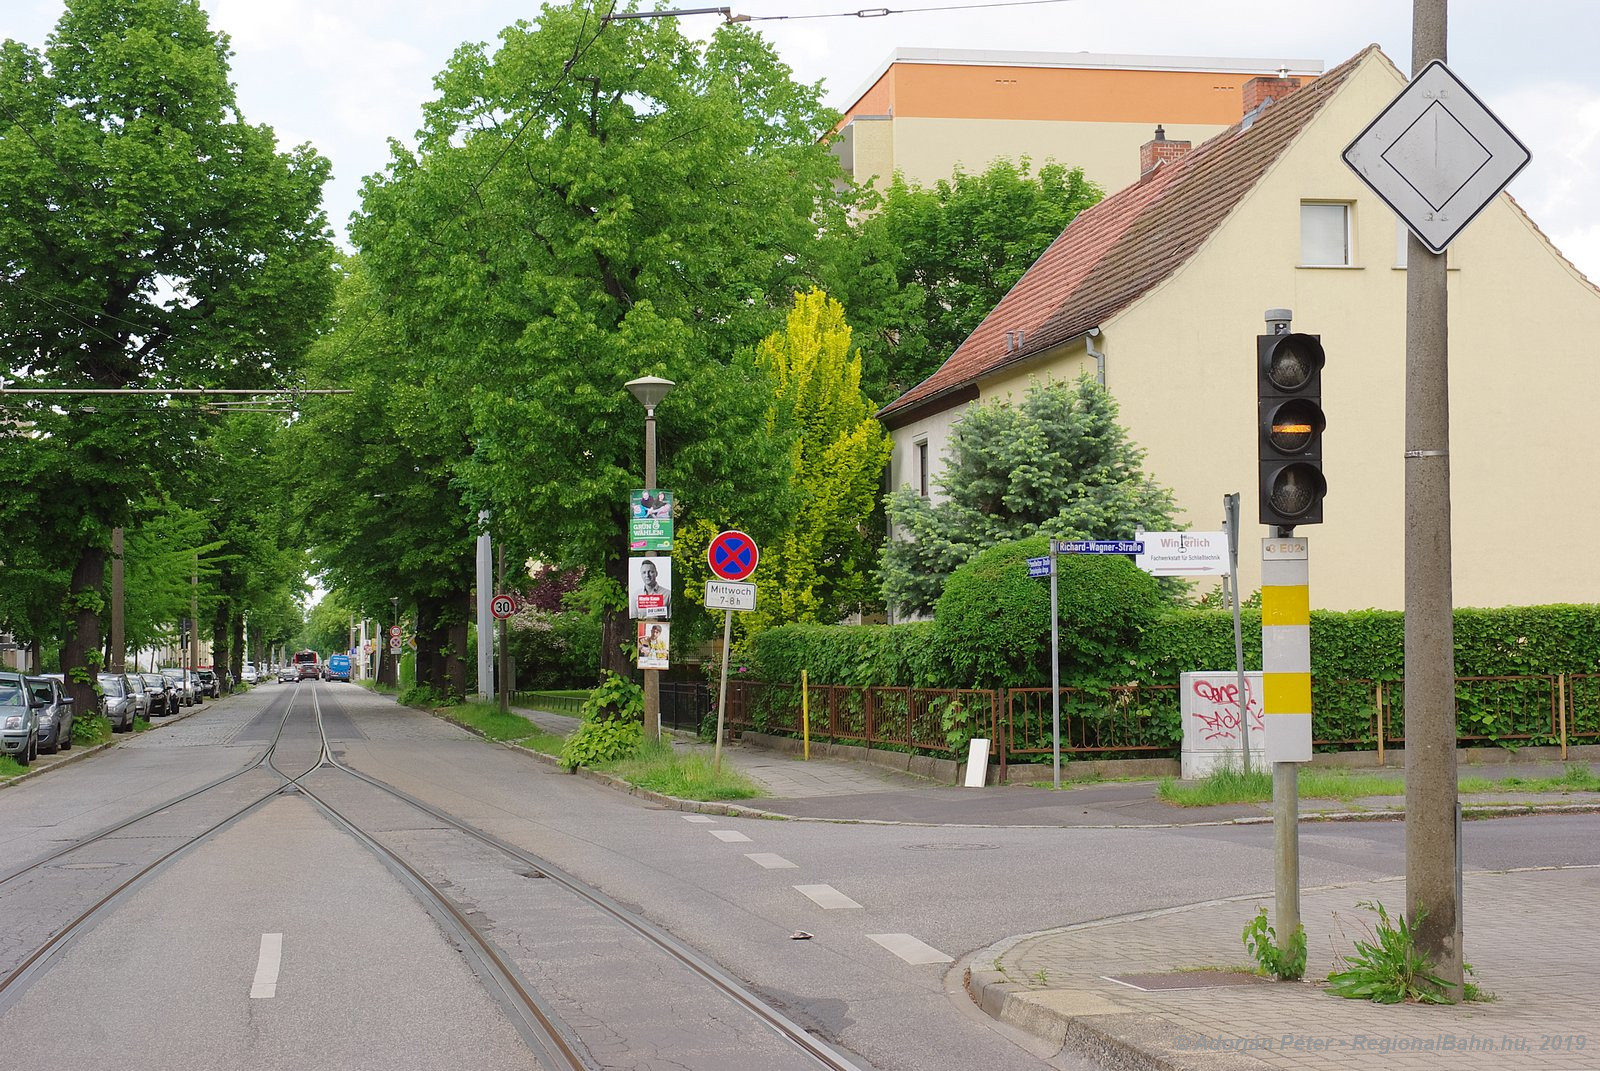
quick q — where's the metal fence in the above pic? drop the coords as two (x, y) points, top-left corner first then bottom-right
(725, 680), (998, 758)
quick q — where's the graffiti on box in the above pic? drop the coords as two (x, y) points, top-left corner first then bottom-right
(1188, 677), (1265, 743)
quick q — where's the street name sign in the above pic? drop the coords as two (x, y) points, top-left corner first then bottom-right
(1027, 555), (1053, 578)
(1343, 60), (1530, 254)
(1051, 539), (1144, 555)
(705, 580), (757, 612)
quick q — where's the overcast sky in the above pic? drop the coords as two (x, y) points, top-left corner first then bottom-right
(7, 1), (1598, 278)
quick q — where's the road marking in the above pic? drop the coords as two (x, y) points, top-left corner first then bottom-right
(745, 853), (798, 869)
(251, 933), (283, 998)
(682, 815), (715, 823)
(710, 829), (752, 842)
(868, 933), (953, 965)
(794, 884), (862, 910)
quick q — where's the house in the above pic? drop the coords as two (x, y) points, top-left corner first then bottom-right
(878, 46), (1600, 612)
(832, 48), (1322, 193)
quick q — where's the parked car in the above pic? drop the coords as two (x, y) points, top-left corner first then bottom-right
(26, 675), (75, 753)
(160, 668), (199, 707)
(241, 664), (258, 684)
(138, 672), (173, 717)
(96, 672), (138, 733)
(0, 671), (40, 765)
(195, 668), (219, 698)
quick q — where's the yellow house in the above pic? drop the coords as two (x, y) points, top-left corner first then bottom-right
(879, 46), (1600, 612)
(833, 48), (1322, 193)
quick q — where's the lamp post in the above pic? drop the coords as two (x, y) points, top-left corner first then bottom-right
(625, 375), (674, 740)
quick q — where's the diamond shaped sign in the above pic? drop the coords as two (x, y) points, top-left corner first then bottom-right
(1343, 60), (1530, 254)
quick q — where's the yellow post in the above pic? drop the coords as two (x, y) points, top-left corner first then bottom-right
(1559, 674), (1569, 760)
(802, 669), (810, 760)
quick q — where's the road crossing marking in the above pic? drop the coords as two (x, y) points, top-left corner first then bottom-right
(794, 884), (862, 910)
(682, 815), (715, 823)
(710, 829), (752, 842)
(744, 853), (798, 869)
(867, 933), (953, 965)
(250, 933), (283, 998)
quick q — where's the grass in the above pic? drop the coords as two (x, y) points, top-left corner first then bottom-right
(0, 756), (25, 779)
(1458, 764), (1600, 794)
(449, 701), (566, 751)
(1160, 763), (1600, 807)
(518, 690), (589, 716)
(602, 740), (766, 801)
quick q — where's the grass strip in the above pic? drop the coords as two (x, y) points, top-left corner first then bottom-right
(0, 756), (25, 779)
(1458, 764), (1600, 794)
(1161, 763), (1600, 806)
(602, 740), (766, 801)
(450, 701), (561, 744)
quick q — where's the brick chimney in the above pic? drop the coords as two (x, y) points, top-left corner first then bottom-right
(1242, 75), (1302, 117)
(1139, 125), (1191, 179)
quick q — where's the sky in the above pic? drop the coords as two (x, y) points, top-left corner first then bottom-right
(6, 1), (1599, 279)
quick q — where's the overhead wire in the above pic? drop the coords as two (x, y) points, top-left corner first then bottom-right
(742, 0), (1081, 20)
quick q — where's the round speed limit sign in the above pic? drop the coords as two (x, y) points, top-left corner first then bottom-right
(490, 593), (518, 619)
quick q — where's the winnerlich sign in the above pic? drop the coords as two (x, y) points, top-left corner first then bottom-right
(1135, 531), (1229, 576)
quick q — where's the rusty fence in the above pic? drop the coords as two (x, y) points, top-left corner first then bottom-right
(725, 673), (1600, 769)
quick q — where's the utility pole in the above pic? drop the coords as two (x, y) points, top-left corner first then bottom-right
(189, 555), (200, 698)
(476, 511), (493, 701)
(1404, 0), (1464, 998)
(498, 544), (510, 714)
(110, 528), (126, 673)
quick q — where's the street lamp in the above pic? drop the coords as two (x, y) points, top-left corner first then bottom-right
(625, 375), (674, 740)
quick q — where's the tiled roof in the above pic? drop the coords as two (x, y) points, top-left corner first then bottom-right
(879, 46), (1381, 425)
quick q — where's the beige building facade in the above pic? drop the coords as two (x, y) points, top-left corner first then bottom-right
(833, 48), (1322, 192)
(881, 48), (1600, 612)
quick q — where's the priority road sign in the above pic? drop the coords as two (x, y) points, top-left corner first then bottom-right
(490, 594), (518, 619)
(707, 530), (759, 581)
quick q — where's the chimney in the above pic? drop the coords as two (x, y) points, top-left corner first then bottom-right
(1242, 75), (1302, 117)
(1139, 125), (1191, 179)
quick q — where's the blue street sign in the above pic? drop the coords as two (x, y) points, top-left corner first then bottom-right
(1051, 539), (1145, 555)
(1027, 556), (1053, 578)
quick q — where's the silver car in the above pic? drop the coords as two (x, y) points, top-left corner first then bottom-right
(0, 671), (40, 765)
(95, 673), (138, 733)
(27, 675), (74, 754)
(160, 668), (198, 708)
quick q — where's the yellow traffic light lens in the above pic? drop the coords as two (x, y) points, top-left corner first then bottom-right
(1265, 399), (1324, 452)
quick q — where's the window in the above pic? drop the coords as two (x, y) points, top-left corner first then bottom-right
(1300, 202), (1351, 266)
(916, 439), (929, 497)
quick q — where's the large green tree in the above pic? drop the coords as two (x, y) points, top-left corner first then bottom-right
(354, 3), (845, 676)
(882, 376), (1177, 617)
(0, 0), (334, 712)
(830, 158), (1102, 402)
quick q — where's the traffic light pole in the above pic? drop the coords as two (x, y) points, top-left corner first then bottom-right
(1404, 0), (1464, 999)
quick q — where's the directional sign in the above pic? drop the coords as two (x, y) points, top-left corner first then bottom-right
(1027, 555), (1053, 579)
(490, 594), (518, 620)
(705, 580), (757, 611)
(1135, 532), (1228, 577)
(1343, 60), (1530, 254)
(1051, 539), (1144, 555)
(707, 530), (759, 581)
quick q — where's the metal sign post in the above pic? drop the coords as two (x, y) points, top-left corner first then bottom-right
(1224, 493), (1251, 774)
(708, 532), (760, 769)
(1050, 553), (1061, 789)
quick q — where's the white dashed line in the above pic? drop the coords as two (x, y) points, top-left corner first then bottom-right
(710, 830), (752, 842)
(250, 933), (283, 998)
(868, 933), (953, 965)
(682, 815), (715, 823)
(794, 884), (862, 910)
(744, 853), (798, 869)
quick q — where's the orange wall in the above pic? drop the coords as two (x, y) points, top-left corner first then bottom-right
(843, 63), (1289, 125)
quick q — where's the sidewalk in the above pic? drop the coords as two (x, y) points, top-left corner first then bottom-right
(512, 706), (1600, 1068)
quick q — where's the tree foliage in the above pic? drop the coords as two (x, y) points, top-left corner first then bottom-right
(352, 4), (847, 674)
(882, 376), (1177, 617)
(738, 288), (890, 631)
(830, 158), (1102, 401)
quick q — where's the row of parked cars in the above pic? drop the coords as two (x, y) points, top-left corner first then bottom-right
(0, 666), (230, 766)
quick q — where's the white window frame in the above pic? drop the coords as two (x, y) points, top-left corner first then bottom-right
(1300, 201), (1353, 267)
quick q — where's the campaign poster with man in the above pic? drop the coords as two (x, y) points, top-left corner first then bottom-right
(628, 556), (672, 620)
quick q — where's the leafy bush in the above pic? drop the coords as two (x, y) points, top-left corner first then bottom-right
(1327, 901), (1453, 1004)
(559, 672), (646, 769)
(507, 611), (602, 690)
(72, 713), (112, 746)
(398, 684), (444, 708)
(745, 621), (941, 688)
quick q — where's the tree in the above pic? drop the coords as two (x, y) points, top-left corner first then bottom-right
(0, 0), (335, 714)
(739, 289), (890, 631)
(353, 4), (844, 677)
(830, 158), (1102, 401)
(881, 375), (1177, 617)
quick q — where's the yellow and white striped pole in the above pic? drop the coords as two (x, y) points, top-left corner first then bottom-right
(1262, 534), (1310, 942)
(1261, 536), (1312, 762)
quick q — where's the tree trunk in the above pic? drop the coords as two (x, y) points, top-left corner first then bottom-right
(229, 613), (244, 689)
(61, 546), (106, 723)
(211, 604), (230, 692)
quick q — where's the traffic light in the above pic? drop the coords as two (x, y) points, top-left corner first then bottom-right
(1257, 330), (1326, 528)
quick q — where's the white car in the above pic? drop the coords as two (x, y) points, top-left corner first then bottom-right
(241, 665), (259, 684)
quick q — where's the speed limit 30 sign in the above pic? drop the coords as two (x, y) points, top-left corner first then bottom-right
(490, 594), (518, 619)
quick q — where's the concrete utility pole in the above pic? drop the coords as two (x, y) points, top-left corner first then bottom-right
(1404, 0), (1464, 998)
(189, 556), (200, 695)
(476, 510), (493, 701)
(627, 376), (674, 742)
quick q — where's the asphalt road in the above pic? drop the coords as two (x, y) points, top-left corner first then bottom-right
(1, 682), (1594, 1071)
